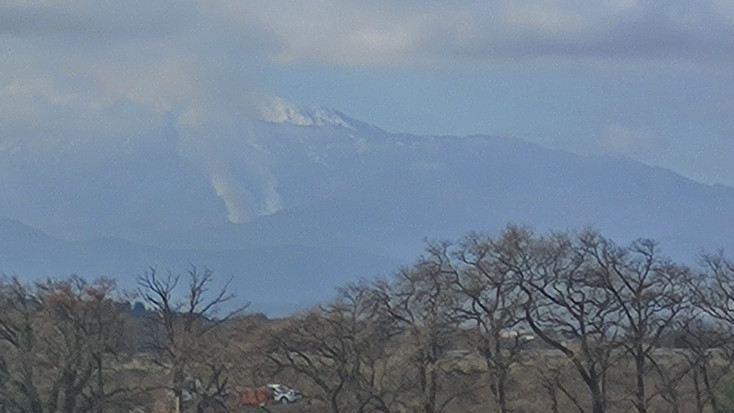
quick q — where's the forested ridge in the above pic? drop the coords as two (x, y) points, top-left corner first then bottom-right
(2, 225), (734, 413)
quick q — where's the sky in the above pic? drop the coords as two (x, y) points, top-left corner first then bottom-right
(1, 0), (733, 189)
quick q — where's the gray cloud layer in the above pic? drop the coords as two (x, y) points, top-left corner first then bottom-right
(1, 0), (733, 227)
(4, 1), (733, 67)
(227, 0), (734, 68)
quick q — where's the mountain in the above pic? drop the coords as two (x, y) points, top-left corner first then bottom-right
(2, 100), (733, 314)
(0, 217), (401, 315)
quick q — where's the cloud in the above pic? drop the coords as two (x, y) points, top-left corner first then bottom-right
(0, 75), (165, 162)
(0, 0), (195, 40)
(215, 0), (734, 69)
(3, 0), (734, 83)
(0, 0), (277, 224)
(597, 124), (667, 157)
(1, 0), (732, 224)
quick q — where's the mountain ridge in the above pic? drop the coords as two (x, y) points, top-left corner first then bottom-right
(2, 106), (733, 314)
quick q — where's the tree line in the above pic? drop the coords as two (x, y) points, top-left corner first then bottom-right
(2, 225), (734, 413)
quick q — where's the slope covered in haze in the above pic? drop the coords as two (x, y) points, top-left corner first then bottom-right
(2, 100), (733, 314)
(165, 106), (734, 262)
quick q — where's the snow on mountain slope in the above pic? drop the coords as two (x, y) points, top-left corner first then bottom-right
(259, 96), (354, 129)
(2, 101), (734, 314)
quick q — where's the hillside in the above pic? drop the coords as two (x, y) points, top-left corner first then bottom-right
(2, 103), (733, 314)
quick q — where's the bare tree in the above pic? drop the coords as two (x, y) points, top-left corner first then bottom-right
(335, 284), (405, 413)
(451, 232), (530, 413)
(373, 242), (471, 413)
(0, 276), (44, 413)
(535, 359), (586, 413)
(0, 276), (128, 413)
(578, 234), (692, 413)
(492, 226), (622, 413)
(266, 283), (402, 413)
(688, 252), (734, 413)
(38, 277), (130, 413)
(137, 266), (246, 413)
(673, 319), (734, 413)
(694, 252), (734, 326)
(267, 310), (353, 413)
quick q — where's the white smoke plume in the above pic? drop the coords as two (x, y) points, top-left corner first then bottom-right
(210, 173), (257, 224)
(262, 172), (284, 215)
(193, 147), (284, 224)
(176, 109), (285, 224)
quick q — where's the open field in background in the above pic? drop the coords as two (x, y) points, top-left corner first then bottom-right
(111, 345), (734, 413)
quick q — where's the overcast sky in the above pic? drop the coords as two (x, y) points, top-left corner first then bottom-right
(1, 0), (733, 188)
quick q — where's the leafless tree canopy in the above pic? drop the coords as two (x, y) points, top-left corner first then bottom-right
(2, 226), (734, 413)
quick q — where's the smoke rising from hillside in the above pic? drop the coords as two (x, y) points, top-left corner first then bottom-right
(206, 161), (284, 224)
(175, 109), (284, 224)
(210, 174), (255, 224)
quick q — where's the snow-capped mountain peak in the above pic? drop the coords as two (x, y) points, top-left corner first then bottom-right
(258, 96), (352, 129)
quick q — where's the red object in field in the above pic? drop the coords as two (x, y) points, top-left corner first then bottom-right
(239, 386), (274, 406)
